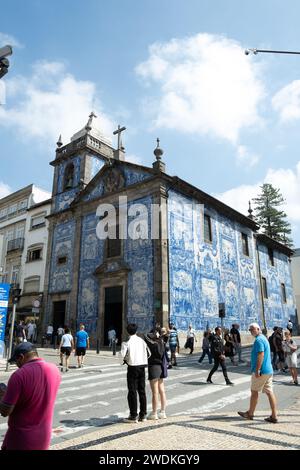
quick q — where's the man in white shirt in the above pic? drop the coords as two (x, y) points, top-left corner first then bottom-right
(27, 322), (36, 343)
(121, 323), (151, 423)
(287, 319), (293, 335)
(108, 326), (117, 349)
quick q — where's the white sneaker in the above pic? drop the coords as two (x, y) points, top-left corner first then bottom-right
(147, 412), (158, 420)
(158, 410), (167, 419)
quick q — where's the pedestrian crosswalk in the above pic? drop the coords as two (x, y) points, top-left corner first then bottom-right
(0, 347), (298, 447)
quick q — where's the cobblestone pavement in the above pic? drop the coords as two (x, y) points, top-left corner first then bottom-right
(51, 398), (300, 450)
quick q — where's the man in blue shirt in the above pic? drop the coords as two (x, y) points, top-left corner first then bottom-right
(75, 324), (90, 368)
(238, 323), (278, 423)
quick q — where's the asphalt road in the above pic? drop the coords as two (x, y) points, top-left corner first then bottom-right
(0, 343), (299, 448)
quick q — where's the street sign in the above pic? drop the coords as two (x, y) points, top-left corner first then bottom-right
(32, 299), (40, 308)
(0, 283), (10, 358)
(32, 307), (40, 314)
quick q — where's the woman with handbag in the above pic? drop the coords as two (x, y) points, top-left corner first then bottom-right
(282, 330), (298, 385)
(185, 324), (197, 354)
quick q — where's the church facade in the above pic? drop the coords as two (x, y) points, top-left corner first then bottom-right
(43, 115), (296, 345)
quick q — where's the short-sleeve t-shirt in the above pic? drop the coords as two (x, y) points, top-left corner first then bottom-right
(76, 330), (89, 347)
(251, 334), (273, 375)
(61, 333), (73, 347)
(1, 358), (61, 450)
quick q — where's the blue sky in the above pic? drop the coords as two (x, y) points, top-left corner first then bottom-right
(1, 0), (300, 246)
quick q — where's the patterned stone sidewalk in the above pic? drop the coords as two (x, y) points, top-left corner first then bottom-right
(51, 399), (300, 451)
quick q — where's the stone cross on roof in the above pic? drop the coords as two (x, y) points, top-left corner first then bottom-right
(113, 124), (126, 150)
(85, 111), (97, 132)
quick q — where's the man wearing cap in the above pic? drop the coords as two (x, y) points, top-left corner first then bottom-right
(238, 323), (278, 424)
(0, 342), (61, 450)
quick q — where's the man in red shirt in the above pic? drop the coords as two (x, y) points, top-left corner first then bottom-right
(0, 342), (61, 450)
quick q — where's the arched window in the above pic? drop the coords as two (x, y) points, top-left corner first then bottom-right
(63, 163), (74, 190)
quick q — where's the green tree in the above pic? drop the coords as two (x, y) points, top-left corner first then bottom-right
(252, 183), (293, 247)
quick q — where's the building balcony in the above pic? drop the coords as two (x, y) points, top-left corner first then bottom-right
(7, 237), (25, 253)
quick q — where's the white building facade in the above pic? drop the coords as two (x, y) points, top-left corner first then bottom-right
(0, 185), (50, 320)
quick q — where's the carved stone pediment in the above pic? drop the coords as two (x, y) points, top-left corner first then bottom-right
(94, 259), (131, 279)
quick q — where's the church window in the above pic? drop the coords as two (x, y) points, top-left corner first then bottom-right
(106, 224), (121, 258)
(63, 163), (75, 190)
(57, 256), (67, 265)
(262, 277), (268, 299)
(241, 233), (249, 257)
(204, 214), (212, 243)
(268, 248), (274, 266)
(281, 283), (287, 303)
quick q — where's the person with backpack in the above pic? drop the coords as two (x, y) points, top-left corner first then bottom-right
(144, 327), (167, 420)
(168, 323), (179, 367)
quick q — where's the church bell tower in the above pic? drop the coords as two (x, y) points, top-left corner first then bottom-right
(50, 113), (114, 213)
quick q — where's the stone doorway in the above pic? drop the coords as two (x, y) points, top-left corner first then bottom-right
(52, 300), (66, 334)
(104, 286), (123, 346)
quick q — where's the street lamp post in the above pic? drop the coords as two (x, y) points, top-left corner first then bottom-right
(245, 48), (300, 56)
(5, 287), (22, 372)
(0, 45), (13, 79)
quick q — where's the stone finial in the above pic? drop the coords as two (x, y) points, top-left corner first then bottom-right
(85, 111), (97, 132)
(152, 138), (165, 173)
(248, 200), (254, 219)
(56, 134), (63, 148)
(154, 138), (164, 161)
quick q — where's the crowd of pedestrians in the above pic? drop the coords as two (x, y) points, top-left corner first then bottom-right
(0, 317), (298, 449)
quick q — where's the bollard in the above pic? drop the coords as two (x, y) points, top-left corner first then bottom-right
(96, 339), (100, 354)
(41, 335), (45, 348)
(112, 339), (116, 356)
(53, 335), (57, 350)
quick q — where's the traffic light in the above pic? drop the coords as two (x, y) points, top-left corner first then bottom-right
(218, 303), (225, 318)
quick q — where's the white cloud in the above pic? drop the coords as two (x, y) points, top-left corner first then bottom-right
(126, 153), (144, 165)
(214, 183), (260, 216)
(0, 32), (23, 48)
(215, 161), (300, 244)
(0, 61), (114, 146)
(236, 145), (260, 168)
(0, 182), (11, 199)
(272, 80), (300, 123)
(136, 33), (265, 144)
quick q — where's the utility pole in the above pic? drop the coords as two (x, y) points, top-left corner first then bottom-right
(5, 287), (22, 371)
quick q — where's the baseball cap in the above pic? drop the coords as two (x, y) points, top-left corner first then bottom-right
(8, 342), (36, 363)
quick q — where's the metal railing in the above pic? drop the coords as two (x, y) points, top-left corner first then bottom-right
(7, 237), (24, 252)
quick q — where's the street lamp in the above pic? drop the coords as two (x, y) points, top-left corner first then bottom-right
(5, 287), (22, 371)
(245, 48), (300, 56)
(0, 45), (13, 79)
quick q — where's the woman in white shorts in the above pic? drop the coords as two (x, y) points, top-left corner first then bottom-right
(282, 330), (298, 385)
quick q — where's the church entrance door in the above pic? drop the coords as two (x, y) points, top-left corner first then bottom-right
(53, 300), (66, 336)
(104, 286), (123, 346)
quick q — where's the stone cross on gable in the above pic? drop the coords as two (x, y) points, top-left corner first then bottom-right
(113, 124), (126, 150)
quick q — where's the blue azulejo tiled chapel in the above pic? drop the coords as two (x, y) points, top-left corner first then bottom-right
(43, 114), (296, 345)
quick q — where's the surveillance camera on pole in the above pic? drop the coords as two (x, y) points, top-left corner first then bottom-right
(0, 45), (13, 79)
